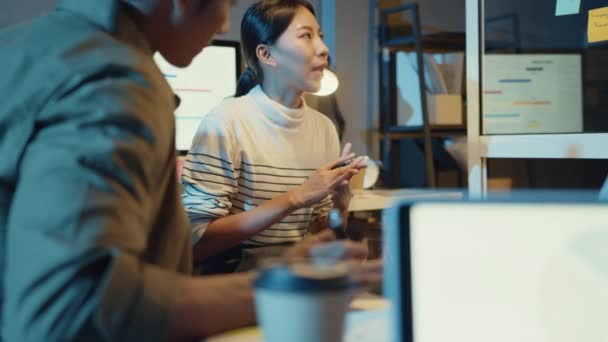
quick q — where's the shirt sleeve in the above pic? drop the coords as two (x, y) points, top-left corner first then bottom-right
(181, 111), (241, 243)
(311, 195), (334, 221)
(3, 67), (181, 342)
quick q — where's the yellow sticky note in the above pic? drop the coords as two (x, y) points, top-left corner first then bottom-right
(588, 7), (608, 43)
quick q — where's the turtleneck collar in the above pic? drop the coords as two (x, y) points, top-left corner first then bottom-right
(248, 85), (307, 129)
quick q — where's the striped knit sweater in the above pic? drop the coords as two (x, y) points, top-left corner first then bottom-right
(181, 85), (340, 246)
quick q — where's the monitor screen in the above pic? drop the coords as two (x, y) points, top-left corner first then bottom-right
(384, 200), (608, 342)
(154, 40), (241, 152)
(483, 54), (583, 134)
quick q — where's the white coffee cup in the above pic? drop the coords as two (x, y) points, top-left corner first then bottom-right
(254, 262), (351, 342)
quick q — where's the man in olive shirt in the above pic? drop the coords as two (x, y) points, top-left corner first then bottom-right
(0, 0), (375, 341)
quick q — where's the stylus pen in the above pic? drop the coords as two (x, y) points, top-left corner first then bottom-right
(331, 159), (352, 170)
(328, 208), (347, 239)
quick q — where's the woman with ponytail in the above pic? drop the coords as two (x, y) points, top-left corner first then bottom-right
(235, 66), (259, 97)
(181, 0), (365, 273)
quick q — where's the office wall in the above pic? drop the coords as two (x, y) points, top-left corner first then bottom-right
(333, 0), (377, 157)
(217, 0), (256, 42)
(412, 0), (465, 32)
(378, 0), (466, 32)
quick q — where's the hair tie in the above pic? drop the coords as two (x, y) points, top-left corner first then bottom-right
(245, 66), (257, 79)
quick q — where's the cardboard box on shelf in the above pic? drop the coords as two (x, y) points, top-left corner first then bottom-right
(427, 94), (463, 125)
(396, 51), (465, 127)
(487, 177), (513, 191)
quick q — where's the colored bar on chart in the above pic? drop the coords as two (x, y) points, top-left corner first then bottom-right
(499, 79), (532, 83)
(484, 113), (521, 118)
(512, 100), (552, 105)
(174, 88), (212, 93)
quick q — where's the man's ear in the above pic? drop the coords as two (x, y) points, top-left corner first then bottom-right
(256, 44), (276, 68)
(170, 0), (190, 24)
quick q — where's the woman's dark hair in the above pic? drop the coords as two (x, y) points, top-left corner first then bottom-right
(235, 0), (315, 97)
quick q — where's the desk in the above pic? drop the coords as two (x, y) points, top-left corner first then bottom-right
(207, 296), (390, 342)
(347, 189), (464, 259)
(348, 188), (464, 212)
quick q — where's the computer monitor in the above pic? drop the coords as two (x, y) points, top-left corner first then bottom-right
(154, 40), (241, 153)
(483, 54), (583, 134)
(383, 198), (608, 342)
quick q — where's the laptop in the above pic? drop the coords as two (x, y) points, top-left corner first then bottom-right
(383, 197), (608, 342)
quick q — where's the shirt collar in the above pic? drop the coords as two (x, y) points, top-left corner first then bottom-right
(57, 0), (151, 53)
(248, 85), (307, 130)
(57, 0), (121, 33)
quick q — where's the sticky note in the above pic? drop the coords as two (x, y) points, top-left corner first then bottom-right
(555, 0), (581, 16)
(588, 7), (608, 44)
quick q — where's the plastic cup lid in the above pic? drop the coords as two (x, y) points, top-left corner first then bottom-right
(254, 263), (351, 293)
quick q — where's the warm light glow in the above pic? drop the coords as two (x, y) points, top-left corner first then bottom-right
(312, 69), (339, 96)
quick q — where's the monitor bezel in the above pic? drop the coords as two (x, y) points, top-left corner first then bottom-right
(383, 192), (605, 342)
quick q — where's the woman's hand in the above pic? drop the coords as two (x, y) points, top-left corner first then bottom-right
(331, 143), (365, 211)
(284, 230), (383, 287)
(286, 152), (361, 209)
(284, 229), (367, 261)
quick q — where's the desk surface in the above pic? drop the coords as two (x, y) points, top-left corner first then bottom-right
(348, 188), (464, 212)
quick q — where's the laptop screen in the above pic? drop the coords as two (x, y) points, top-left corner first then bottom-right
(384, 201), (608, 342)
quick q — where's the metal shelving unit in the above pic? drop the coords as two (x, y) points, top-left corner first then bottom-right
(378, 3), (465, 188)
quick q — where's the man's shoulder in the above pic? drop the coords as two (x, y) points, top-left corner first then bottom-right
(0, 11), (157, 88)
(0, 10), (172, 117)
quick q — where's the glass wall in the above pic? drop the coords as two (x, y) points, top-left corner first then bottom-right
(482, 0), (608, 134)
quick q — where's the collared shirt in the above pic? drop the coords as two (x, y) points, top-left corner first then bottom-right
(0, 0), (192, 340)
